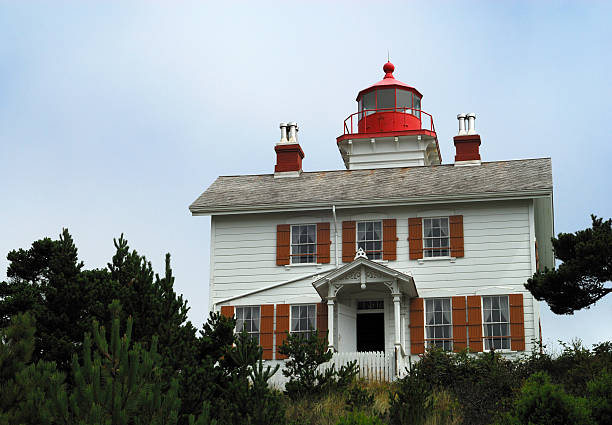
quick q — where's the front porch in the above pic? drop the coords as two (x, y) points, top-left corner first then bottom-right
(312, 251), (418, 378)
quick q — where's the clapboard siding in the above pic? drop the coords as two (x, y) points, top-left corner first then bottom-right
(210, 199), (541, 353)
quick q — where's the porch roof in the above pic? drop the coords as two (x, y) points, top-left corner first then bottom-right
(312, 257), (418, 299)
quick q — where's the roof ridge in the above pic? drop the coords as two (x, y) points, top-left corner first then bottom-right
(215, 157), (552, 178)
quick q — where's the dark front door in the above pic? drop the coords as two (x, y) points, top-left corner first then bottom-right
(357, 313), (385, 352)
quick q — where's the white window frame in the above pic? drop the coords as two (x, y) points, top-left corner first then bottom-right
(235, 306), (260, 345)
(482, 295), (511, 351)
(290, 224), (317, 264)
(422, 217), (450, 258)
(290, 304), (317, 338)
(356, 220), (383, 260)
(424, 298), (453, 351)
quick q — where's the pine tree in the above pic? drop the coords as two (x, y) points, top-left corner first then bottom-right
(0, 312), (68, 425)
(67, 300), (181, 425)
(525, 215), (612, 314)
(0, 229), (93, 371)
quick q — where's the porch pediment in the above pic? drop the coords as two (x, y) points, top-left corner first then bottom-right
(312, 257), (418, 300)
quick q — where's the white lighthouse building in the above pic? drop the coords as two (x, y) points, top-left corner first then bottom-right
(189, 62), (554, 378)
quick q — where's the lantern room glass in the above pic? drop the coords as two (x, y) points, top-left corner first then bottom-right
(358, 87), (422, 118)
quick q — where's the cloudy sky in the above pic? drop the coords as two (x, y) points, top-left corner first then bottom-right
(1, 1), (610, 350)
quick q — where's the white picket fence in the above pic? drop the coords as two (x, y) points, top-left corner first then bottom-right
(320, 351), (395, 382)
(267, 351), (395, 389)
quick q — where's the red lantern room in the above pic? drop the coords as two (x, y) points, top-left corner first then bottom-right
(357, 62), (423, 133)
(337, 62), (441, 170)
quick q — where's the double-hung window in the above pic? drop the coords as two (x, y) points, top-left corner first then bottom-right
(425, 298), (453, 350)
(482, 296), (510, 350)
(236, 306), (260, 344)
(291, 304), (316, 338)
(291, 224), (316, 264)
(357, 221), (383, 260)
(423, 217), (450, 257)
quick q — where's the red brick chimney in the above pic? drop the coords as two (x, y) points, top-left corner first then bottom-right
(274, 122), (304, 177)
(454, 113), (481, 165)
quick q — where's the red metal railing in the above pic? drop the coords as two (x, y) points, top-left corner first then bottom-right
(342, 107), (436, 136)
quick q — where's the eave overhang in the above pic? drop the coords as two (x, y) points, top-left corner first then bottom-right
(189, 189), (554, 216)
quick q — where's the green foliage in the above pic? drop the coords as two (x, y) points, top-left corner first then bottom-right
(500, 371), (594, 425)
(179, 312), (236, 420)
(346, 384), (375, 412)
(0, 230), (200, 422)
(424, 390), (462, 425)
(278, 331), (358, 400)
(0, 312), (68, 425)
(335, 411), (384, 425)
(67, 300), (181, 425)
(525, 215), (612, 314)
(212, 329), (285, 425)
(587, 369), (612, 425)
(390, 348), (517, 425)
(388, 367), (430, 425)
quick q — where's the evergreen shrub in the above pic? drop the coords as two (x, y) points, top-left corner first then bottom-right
(278, 330), (358, 400)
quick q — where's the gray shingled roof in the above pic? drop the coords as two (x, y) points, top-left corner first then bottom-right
(189, 158), (553, 215)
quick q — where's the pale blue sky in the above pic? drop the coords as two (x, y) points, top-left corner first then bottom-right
(1, 1), (610, 350)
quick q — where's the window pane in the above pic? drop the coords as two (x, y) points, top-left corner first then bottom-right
(443, 299), (451, 311)
(426, 310), (434, 325)
(434, 299), (442, 311)
(362, 91), (375, 114)
(291, 225), (316, 264)
(483, 297), (491, 310)
(426, 327), (434, 339)
(492, 297), (499, 309)
(376, 88), (395, 109)
(396, 89), (412, 110)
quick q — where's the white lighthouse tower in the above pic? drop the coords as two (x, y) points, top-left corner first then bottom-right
(337, 61), (441, 169)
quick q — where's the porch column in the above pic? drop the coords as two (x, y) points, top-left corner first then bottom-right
(393, 294), (401, 346)
(327, 297), (335, 351)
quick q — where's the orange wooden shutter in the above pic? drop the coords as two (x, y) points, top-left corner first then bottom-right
(409, 298), (425, 354)
(276, 224), (290, 266)
(382, 219), (398, 261)
(275, 304), (290, 359)
(452, 296), (467, 352)
(342, 221), (356, 262)
(509, 294), (525, 351)
(220, 305), (234, 318)
(316, 222), (331, 264)
(260, 304), (274, 360)
(408, 218), (423, 260)
(316, 302), (328, 344)
(449, 215), (464, 258)
(467, 296), (483, 352)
